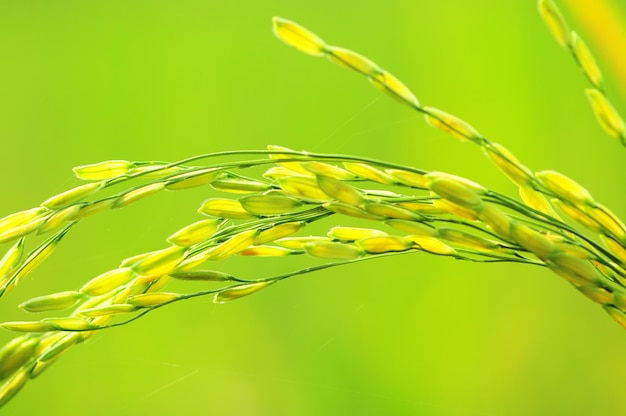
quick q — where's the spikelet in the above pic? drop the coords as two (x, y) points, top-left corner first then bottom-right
(206, 229), (258, 261)
(326, 46), (381, 76)
(41, 182), (103, 209)
(20, 291), (84, 313)
(72, 160), (133, 180)
(301, 162), (356, 180)
(240, 194), (303, 215)
(165, 169), (218, 190)
(328, 226), (387, 241)
(0, 239), (24, 282)
(38, 205), (81, 235)
(170, 270), (234, 281)
(81, 268), (135, 296)
(277, 176), (329, 201)
(385, 169), (430, 189)
(342, 162), (394, 185)
(128, 292), (180, 307)
(484, 144), (533, 187)
(238, 246), (295, 257)
(438, 228), (501, 251)
(536, 170), (594, 206)
(213, 281), (273, 304)
(131, 246), (187, 277)
(571, 32), (602, 88)
(317, 175), (365, 206)
(254, 222), (304, 245)
(356, 236), (411, 254)
(477, 204), (512, 240)
(424, 107), (482, 143)
(211, 178), (272, 194)
(510, 222), (558, 259)
(586, 89), (626, 139)
(364, 202), (423, 221)
(272, 17), (327, 57)
(304, 241), (363, 260)
(198, 198), (254, 219)
(113, 183), (165, 209)
(323, 202), (384, 221)
(427, 175), (483, 208)
(519, 186), (558, 217)
(538, 0), (571, 47)
(369, 70), (419, 107)
(385, 219), (438, 237)
(167, 219), (221, 247)
(405, 236), (456, 256)
(275, 236), (331, 249)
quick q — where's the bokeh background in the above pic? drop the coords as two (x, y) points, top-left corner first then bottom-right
(1, 0), (626, 414)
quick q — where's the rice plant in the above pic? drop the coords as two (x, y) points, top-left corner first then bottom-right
(1, 0), (625, 409)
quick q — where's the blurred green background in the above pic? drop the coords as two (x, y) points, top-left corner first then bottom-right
(1, 0), (626, 414)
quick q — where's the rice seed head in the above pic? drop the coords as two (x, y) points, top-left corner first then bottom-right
(302, 162), (356, 180)
(304, 241), (363, 260)
(238, 246), (295, 257)
(41, 182), (103, 210)
(356, 236), (411, 254)
(170, 270), (234, 281)
(0, 207), (48, 234)
(536, 170), (594, 206)
(323, 201), (384, 221)
(519, 186), (558, 217)
(72, 160), (133, 181)
(272, 17), (327, 57)
(538, 0), (571, 47)
(275, 236), (331, 249)
(19, 291), (84, 313)
(586, 205), (626, 242)
(254, 221), (304, 245)
(68, 199), (115, 221)
(424, 107), (482, 143)
(81, 267), (135, 296)
(546, 252), (601, 286)
(604, 305), (626, 329)
(0, 369), (28, 408)
(571, 32), (603, 88)
(165, 169), (219, 191)
(326, 46), (381, 77)
(37, 205), (81, 235)
(132, 245), (187, 277)
(342, 162), (395, 185)
(585, 88), (626, 139)
(438, 228), (501, 251)
(0, 337), (37, 380)
(0, 215), (48, 245)
(317, 175), (365, 206)
(578, 285), (613, 305)
(477, 204), (512, 240)
(38, 332), (80, 362)
(43, 317), (93, 331)
(0, 321), (57, 332)
(79, 304), (137, 317)
(369, 70), (419, 107)
(599, 234), (626, 265)
(198, 198), (254, 219)
(433, 199), (479, 221)
(427, 176), (483, 208)
(0, 238), (24, 279)
(405, 235), (456, 256)
(239, 194), (303, 215)
(397, 201), (446, 215)
(113, 182), (165, 209)
(267, 145), (312, 176)
(509, 222), (558, 259)
(207, 229), (258, 261)
(211, 177), (272, 194)
(128, 292), (180, 307)
(385, 219), (438, 237)
(167, 219), (222, 247)
(278, 175), (330, 201)
(363, 202), (423, 221)
(213, 281), (273, 304)
(386, 169), (431, 189)
(484, 144), (533, 187)
(328, 226), (387, 241)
